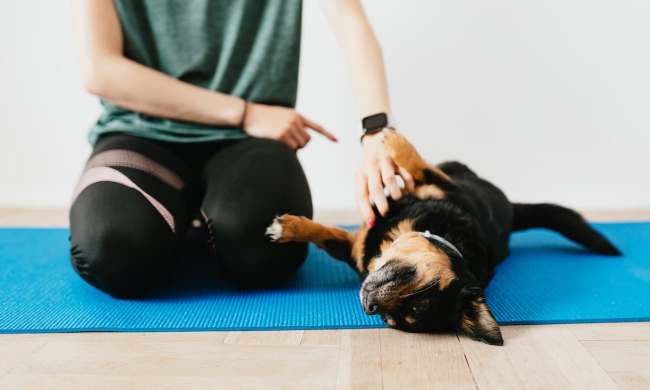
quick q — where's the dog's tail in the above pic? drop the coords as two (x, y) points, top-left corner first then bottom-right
(512, 203), (622, 256)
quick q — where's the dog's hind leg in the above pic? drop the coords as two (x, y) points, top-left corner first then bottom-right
(266, 214), (364, 270)
(382, 129), (451, 184)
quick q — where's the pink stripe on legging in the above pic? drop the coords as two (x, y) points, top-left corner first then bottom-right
(71, 166), (176, 233)
(85, 149), (184, 190)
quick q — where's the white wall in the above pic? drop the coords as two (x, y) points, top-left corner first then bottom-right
(1, 1), (648, 211)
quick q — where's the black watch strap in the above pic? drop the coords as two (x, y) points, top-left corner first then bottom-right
(362, 113), (388, 133)
(361, 113), (390, 142)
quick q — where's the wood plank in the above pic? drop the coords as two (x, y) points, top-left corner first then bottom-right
(314, 210), (361, 225)
(583, 340), (650, 390)
(0, 208), (23, 225)
(523, 326), (618, 390)
(0, 334), (49, 377)
(336, 329), (382, 390)
(0, 374), (226, 390)
(6, 332), (339, 390)
(379, 329), (475, 390)
(607, 371), (650, 390)
(223, 330), (303, 345)
(569, 322), (650, 341)
(496, 326), (571, 389)
(301, 330), (342, 346)
(460, 328), (525, 390)
(582, 340), (650, 372)
(0, 208), (68, 227)
(461, 325), (618, 390)
(581, 209), (650, 222)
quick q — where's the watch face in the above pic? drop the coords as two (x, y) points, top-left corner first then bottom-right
(363, 113), (388, 131)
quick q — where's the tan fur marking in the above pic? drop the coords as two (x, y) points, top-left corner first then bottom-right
(386, 219), (415, 241)
(352, 224), (369, 273)
(367, 258), (378, 273)
(404, 315), (417, 324)
(271, 214), (358, 264)
(461, 313), (474, 333)
(461, 300), (500, 339)
(379, 226), (413, 254)
(371, 232), (457, 301)
(273, 215), (353, 246)
(413, 184), (445, 200)
(382, 129), (451, 183)
(474, 301), (499, 332)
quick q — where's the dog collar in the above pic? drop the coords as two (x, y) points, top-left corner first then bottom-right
(419, 230), (464, 259)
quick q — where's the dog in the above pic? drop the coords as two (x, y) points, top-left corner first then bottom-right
(265, 129), (621, 345)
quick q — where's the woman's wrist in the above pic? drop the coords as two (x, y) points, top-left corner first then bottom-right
(361, 131), (383, 148)
(239, 99), (249, 129)
(202, 93), (249, 128)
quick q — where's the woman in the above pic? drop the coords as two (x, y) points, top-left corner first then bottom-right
(71, 0), (414, 298)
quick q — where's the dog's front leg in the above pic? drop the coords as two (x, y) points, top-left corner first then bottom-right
(382, 129), (451, 184)
(266, 214), (359, 267)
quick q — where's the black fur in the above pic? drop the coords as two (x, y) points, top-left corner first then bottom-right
(358, 161), (621, 344)
(512, 203), (621, 255)
(363, 161), (620, 287)
(270, 158), (623, 345)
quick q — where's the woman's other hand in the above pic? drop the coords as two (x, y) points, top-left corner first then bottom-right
(356, 131), (415, 226)
(243, 102), (338, 149)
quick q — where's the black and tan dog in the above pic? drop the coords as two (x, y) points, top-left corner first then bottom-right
(265, 129), (621, 345)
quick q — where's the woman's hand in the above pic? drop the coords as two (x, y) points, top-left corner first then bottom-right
(243, 102), (338, 149)
(356, 131), (415, 226)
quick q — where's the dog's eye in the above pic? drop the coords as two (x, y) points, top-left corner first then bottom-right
(410, 300), (429, 315)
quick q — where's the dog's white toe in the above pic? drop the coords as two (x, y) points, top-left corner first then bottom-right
(265, 217), (283, 241)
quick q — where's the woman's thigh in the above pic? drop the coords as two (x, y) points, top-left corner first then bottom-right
(69, 134), (191, 298)
(200, 138), (313, 285)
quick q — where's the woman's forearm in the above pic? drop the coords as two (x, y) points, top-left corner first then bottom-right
(324, 0), (412, 224)
(78, 0), (244, 127)
(323, 0), (391, 119)
(86, 56), (245, 127)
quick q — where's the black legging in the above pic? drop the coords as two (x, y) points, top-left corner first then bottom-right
(69, 134), (312, 298)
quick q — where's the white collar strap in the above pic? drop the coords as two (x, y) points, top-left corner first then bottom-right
(419, 230), (464, 259)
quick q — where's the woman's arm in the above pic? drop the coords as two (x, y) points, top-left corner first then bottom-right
(76, 0), (336, 149)
(322, 0), (414, 224)
(77, 0), (244, 127)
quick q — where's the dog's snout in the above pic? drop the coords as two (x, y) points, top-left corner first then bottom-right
(361, 289), (382, 315)
(360, 260), (417, 315)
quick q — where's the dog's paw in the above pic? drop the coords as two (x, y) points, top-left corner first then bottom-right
(265, 214), (302, 243)
(265, 216), (285, 242)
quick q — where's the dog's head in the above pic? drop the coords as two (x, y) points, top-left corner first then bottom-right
(359, 222), (503, 345)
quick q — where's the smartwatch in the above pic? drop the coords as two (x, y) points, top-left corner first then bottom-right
(361, 113), (391, 141)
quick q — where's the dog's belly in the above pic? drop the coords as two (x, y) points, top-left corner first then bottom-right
(447, 174), (513, 264)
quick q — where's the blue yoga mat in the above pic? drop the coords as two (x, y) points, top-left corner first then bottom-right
(1, 223), (649, 333)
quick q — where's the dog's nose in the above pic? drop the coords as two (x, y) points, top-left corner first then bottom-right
(361, 291), (382, 314)
(366, 303), (378, 314)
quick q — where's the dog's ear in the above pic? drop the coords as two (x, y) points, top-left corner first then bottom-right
(456, 286), (503, 346)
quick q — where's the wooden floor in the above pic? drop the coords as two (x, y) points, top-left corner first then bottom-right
(1, 208), (649, 390)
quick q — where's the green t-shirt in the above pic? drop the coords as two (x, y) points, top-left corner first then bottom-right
(88, 0), (303, 145)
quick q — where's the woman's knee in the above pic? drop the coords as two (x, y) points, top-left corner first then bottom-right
(202, 209), (309, 285)
(70, 225), (176, 299)
(201, 137), (315, 285)
(248, 139), (313, 213)
(69, 184), (178, 298)
(205, 138), (313, 219)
